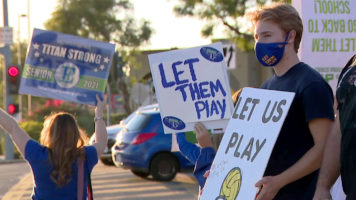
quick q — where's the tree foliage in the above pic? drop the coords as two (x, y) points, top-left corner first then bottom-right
(44, 0), (154, 114)
(44, 0), (152, 47)
(173, 0), (291, 44)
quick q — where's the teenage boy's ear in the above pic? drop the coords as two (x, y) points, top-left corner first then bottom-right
(287, 29), (297, 44)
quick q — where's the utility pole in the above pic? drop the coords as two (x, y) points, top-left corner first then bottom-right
(106, 84), (111, 126)
(17, 14), (26, 121)
(2, 0), (14, 160)
(27, 0), (32, 114)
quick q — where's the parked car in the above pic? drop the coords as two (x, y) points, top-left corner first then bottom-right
(90, 104), (162, 165)
(90, 124), (123, 165)
(112, 105), (195, 181)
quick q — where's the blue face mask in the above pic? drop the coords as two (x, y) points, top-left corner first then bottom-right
(255, 33), (290, 67)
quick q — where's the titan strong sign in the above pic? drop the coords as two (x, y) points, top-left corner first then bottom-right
(19, 29), (115, 105)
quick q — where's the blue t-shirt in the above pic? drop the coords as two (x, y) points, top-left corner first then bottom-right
(261, 62), (334, 200)
(25, 139), (98, 200)
(176, 133), (216, 189)
(176, 133), (200, 163)
(193, 147), (216, 188)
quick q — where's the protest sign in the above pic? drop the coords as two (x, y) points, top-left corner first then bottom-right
(148, 43), (234, 134)
(293, 0), (356, 93)
(200, 88), (295, 200)
(292, 2), (352, 198)
(19, 29), (115, 105)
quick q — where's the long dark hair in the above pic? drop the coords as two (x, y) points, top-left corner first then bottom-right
(40, 112), (88, 187)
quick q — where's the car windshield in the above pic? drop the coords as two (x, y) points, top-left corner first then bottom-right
(122, 111), (136, 125)
(122, 104), (158, 125)
(125, 112), (151, 131)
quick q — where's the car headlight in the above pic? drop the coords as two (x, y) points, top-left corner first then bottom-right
(116, 131), (124, 144)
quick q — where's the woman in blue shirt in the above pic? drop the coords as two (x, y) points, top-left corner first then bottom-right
(0, 95), (107, 199)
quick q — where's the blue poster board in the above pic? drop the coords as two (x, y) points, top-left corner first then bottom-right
(19, 29), (115, 105)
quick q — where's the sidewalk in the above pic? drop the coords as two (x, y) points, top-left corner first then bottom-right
(2, 173), (33, 200)
(0, 158), (31, 200)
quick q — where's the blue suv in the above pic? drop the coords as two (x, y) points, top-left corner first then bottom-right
(112, 105), (194, 181)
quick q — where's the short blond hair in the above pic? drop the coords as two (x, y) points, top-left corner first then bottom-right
(249, 3), (303, 52)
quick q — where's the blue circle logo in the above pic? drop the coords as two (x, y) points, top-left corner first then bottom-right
(200, 47), (224, 62)
(55, 62), (80, 88)
(163, 116), (186, 130)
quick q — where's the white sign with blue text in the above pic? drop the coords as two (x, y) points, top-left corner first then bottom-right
(148, 43), (234, 134)
(19, 29), (115, 106)
(200, 88), (295, 200)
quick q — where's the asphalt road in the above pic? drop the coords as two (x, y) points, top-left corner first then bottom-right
(0, 161), (31, 199)
(1, 161), (199, 200)
(91, 162), (199, 199)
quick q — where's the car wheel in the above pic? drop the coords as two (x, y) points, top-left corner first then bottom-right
(150, 153), (179, 181)
(100, 158), (114, 166)
(131, 169), (150, 178)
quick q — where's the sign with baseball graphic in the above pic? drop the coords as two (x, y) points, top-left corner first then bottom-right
(200, 88), (294, 200)
(148, 43), (234, 134)
(19, 29), (115, 105)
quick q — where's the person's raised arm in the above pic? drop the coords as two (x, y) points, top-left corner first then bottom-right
(313, 112), (341, 200)
(0, 108), (30, 156)
(193, 122), (216, 188)
(195, 122), (213, 148)
(176, 133), (201, 163)
(92, 95), (108, 157)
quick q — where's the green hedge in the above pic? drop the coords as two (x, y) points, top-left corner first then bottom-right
(19, 120), (43, 141)
(26, 103), (95, 136)
(26, 104), (130, 135)
(0, 121), (42, 159)
(110, 113), (128, 125)
(0, 103), (128, 157)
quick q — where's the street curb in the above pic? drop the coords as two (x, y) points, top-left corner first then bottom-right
(0, 159), (26, 165)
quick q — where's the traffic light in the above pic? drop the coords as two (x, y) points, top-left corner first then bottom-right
(7, 103), (19, 115)
(7, 65), (20, 95)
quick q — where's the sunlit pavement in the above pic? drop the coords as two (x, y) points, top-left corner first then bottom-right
(2, 173), (33, 200)
(2, 161), (199, 200)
